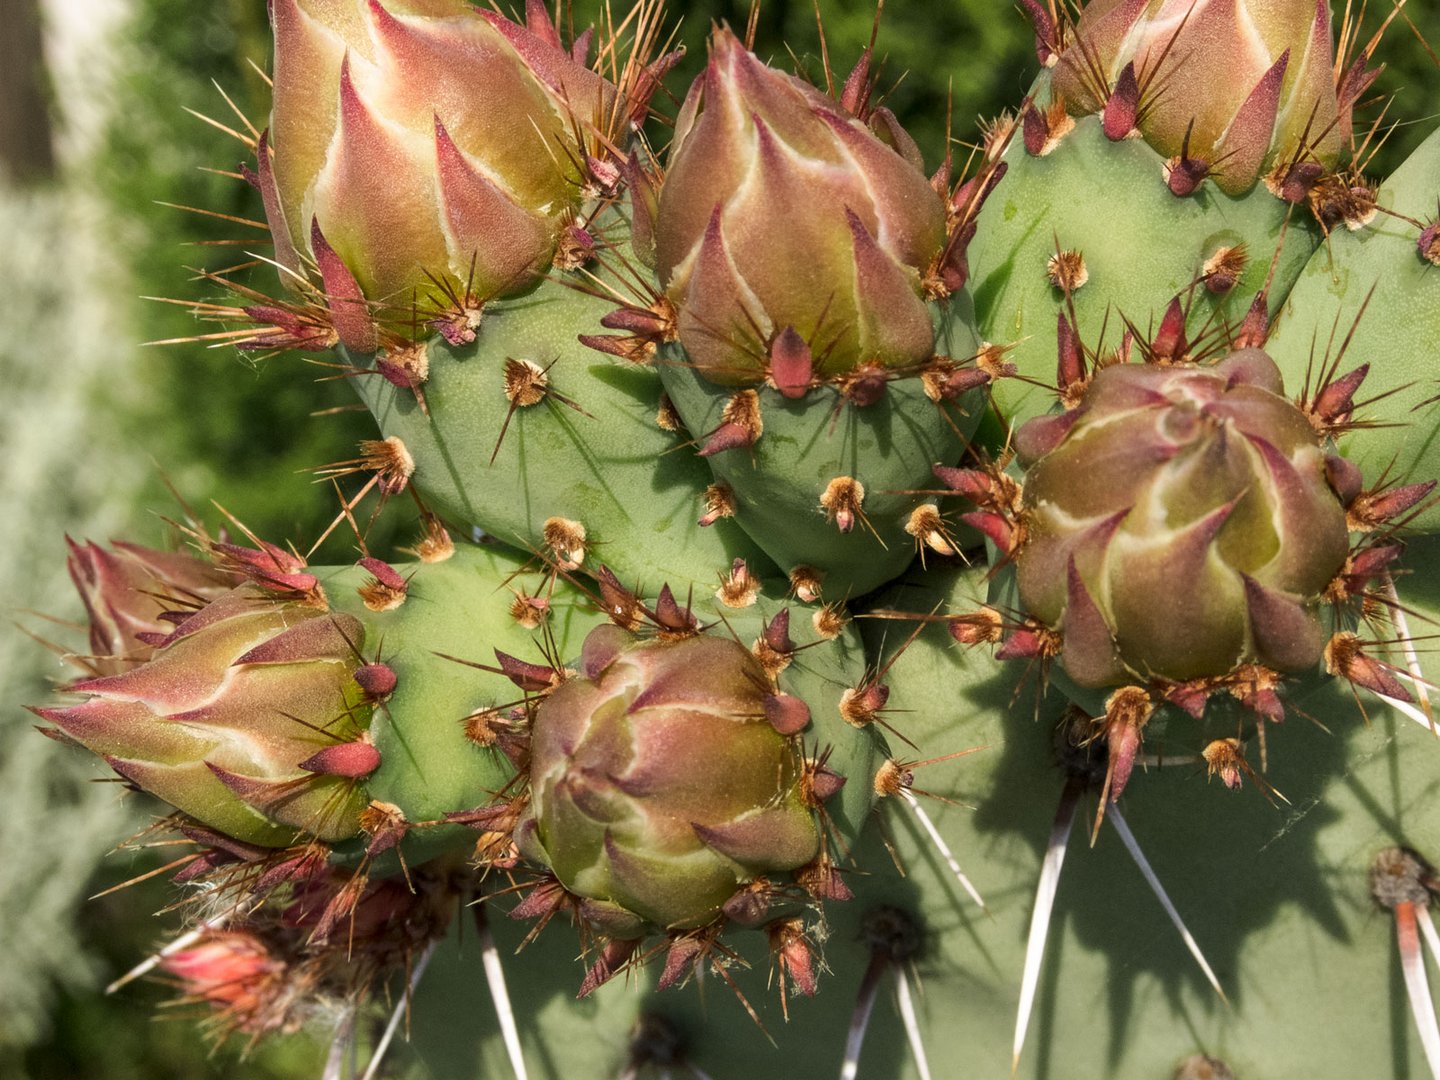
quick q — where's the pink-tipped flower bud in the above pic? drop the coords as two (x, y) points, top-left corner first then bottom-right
(1053, 0), (1344, 194)
(160, 931), (287, 1034)
(656, 28), (946, 383)
(38, 587), (376, 846)
(520, 625), (820, 929)
(1015, 348), (1350, 686)
(65, 540), (239, 675)
(264, 0), (617, 310)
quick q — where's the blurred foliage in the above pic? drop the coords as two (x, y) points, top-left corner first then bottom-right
(17, 0), (1438, 1076)
(0, 172), (154, 1070)
(0, 0), (57, 183)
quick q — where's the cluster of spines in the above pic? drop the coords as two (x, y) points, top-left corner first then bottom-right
(70, 500), (976, 1047)
(156, 5), (1034, 608)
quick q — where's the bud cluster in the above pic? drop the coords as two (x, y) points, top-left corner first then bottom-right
(40, 560), (377, 847)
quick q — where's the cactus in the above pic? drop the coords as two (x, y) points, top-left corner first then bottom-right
(965, 0), (1369, 422)
(26, 1), (1440, 1078)
(1266, 123), (1440, 529)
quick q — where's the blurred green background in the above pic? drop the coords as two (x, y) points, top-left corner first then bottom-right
(0, 0), (1433, 1076)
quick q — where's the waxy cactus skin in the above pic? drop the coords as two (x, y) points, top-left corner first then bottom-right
(27, 0), (1440, 1076)
(967, 0), (1382, 421)
(348, 265), (778, 593)
(1267, 124), (1440, 531)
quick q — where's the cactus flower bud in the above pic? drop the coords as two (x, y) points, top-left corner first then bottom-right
(65, 539), (238, 675)
(1015, 349), (1349, 685)
(656, 28), (946, 382)
(38, 587), (375, 846)
(1052, 0), (1343, 193)
(520, 625), (820, 929)
(160, 932), (287, 1034)
(264, 0), (616, 308)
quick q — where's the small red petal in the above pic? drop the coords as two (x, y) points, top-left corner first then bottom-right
(299, 740), (381, 779)
(763, 693), (811, 735)
(769, 326), (813, 399)
(493, 650), (558, 691)
(354, 663), (397, 698)
(358, 556), (407, 591)
(1022, 105), (1048, 156)
(1313, 364), (1369, 424)
(1102, 63), (1139, 140)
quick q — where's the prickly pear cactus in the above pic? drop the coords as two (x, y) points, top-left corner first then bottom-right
(26, 1), (1440, 1078)
(966, 0), (1378, 422)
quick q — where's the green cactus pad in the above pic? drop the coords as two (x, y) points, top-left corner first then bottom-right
(351, 272), (775, 592)
(655, 299), (981, 599)
(318, 545), (603, 838)
(405, 549), (1440, 1078)
(968, 79), (1320, 425)
(1267, 125), (1440, 531)
(842, 558), (1440, 1080)
(36, 2), (1440, 1075)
